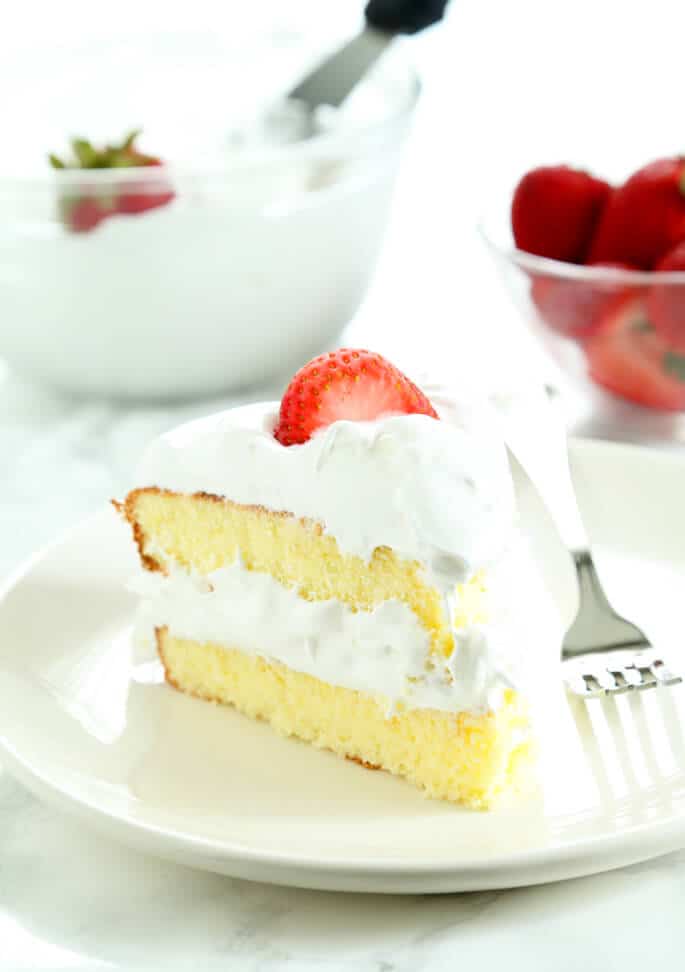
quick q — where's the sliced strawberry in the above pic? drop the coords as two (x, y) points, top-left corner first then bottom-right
(115, 137), (174, 213)
(512, 166), (611, 263)
(530, 261), (637, 340)
(116, 185), (175, 215)
(586, 295), (685, 411)
(64, 197), (112, 233)
(274, 349), (438, 446)
(646, 241), (685, 353)
(49, 130), (174, 231)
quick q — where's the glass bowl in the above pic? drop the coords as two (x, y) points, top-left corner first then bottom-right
(0, 43), (419, 401)
(482, 218), (685, 416)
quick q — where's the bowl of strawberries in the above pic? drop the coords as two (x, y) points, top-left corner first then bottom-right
(484, 157), (685, 413)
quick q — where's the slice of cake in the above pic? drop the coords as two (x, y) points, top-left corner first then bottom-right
(118, 349), (538, 809)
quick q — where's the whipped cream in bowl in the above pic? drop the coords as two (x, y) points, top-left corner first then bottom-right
(1, 30), (419, 399)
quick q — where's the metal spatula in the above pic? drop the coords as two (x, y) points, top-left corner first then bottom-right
(289, 0), (450, 116)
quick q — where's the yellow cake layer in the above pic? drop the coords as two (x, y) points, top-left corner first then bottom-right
(123, 488), (488, 657)
(157, 628), (533, 809)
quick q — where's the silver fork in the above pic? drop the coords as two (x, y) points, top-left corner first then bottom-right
(491, 385), (682, 699)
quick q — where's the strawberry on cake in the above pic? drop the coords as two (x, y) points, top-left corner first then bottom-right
(117, 350), (540, 809)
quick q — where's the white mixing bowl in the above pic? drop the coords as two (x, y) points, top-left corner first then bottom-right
(0, 56), (418, 400)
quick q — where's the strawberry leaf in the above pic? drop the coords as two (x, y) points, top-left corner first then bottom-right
(51, 130), (161, 171)
(71, 138), (99, 168)
(110, 152), (140, 168)
(120, 129), (142, 152)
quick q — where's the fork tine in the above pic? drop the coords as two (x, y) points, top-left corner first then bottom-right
(564, 673), (591, 697)
(649, 659), (683, 688)
(580, 673), (605, 698)
(630, 665), (659, 691)
(559, 546), (681, 694)
(564, 671), (595, 697)
(605, 667), (633, 694)
(566, 657), (682, 699)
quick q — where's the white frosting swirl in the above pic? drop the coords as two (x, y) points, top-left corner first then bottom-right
(135, 400), (517, 591)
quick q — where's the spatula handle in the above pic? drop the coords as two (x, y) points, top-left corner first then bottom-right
(365, 0), (450, 35)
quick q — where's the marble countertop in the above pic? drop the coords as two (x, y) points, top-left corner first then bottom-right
(1, 784), (682, 971)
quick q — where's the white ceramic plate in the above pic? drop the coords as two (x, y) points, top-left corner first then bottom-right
(1, 439), (684, 893)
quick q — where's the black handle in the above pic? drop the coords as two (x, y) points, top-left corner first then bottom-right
(364, 0), (449, 35)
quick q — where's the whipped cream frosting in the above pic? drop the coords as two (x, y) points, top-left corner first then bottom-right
(127, 396), (556, 715)
(131, 547), (541, 716)
(135, 400), (517, 592)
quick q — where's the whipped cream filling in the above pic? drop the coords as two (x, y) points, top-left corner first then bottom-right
(135, 400), (517, 593)
(131, 557), (529, 715)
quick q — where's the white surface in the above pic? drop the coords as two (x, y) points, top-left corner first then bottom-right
(2, 0), (685, 967)
(1, 440), (685, 898)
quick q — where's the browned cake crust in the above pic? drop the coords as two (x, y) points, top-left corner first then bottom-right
(346, 755), (382, 771)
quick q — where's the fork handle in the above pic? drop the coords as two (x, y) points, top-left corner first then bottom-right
(522, 439), (590, 557)
(495, 388), (590, 556)
(565, 550), (616, 656)
(365, 0), (450, 34)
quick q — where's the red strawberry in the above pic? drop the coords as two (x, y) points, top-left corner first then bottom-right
(115, 139), (175, 214)
(530, 260), (637, 340)
(64, 197), (112, 233)
(646, 241), (685, 353)
(274, 349), (438, 446)
(512, 166), (611, 263)
(585, 295), (685, 411)
(116, 183), (175, 215)
(49, 130), (174, 231)
(587, 158), (685, 269)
